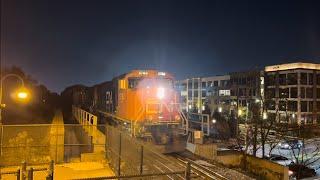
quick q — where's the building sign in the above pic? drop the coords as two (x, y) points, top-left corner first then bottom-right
(219, 90), (230, 96)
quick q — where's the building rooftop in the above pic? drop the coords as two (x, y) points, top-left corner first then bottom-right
(265, 62), (320, 72)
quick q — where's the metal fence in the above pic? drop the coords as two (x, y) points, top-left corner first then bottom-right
(0, 160), (54, 180)
(0, 124), (101, 166)
(0, 123), (189, 179)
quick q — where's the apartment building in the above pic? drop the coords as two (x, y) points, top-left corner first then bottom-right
(176, 75), (230, 112)
(264, 62), (320, 124)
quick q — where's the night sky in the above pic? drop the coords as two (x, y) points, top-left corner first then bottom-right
(3, 0), (320, 92)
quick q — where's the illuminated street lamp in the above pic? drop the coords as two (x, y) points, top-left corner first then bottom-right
(263, 112), (268, 120)
(17, 91), (28, 99)
(212, 119), (217, 124)
(218, 107), (222, 113)
(0, 73), (28, 124)
(238, 109), (243, 116)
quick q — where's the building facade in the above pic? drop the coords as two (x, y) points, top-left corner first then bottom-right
(176, 75), (230, 113)
(229, 70), (262, 107)
(264, 62), (320, 124)
(176, 62), (320, 125)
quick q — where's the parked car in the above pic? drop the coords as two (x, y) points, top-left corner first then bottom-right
(278, 140), (303, 149)
(268, 154), (294, 166)
(227, 144), (243, 151)
(289, 164), (316, 179)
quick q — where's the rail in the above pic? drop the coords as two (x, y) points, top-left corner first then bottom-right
(173, 154), (229, 180)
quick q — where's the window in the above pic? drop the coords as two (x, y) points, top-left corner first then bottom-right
(279, 88), (289, 98)
(188, 90), (192, 97)
(202, 91), (206, 97)
(193, 81), (198, 89)
(188, 80), (192, 89)
(300, 87), (305, 98)
(287, 73), (297, 85)
(207, 81), (213, 87)
(308, 73), (314, 85)
(231, 89), (236, 96)
(266, 100), (275, 110)
(306, 88), (313, 99)
(301, 101), (308, 112)
(128, 78), (141, 89)
(242, 77), (247, 85)
(194, 90), (198, 97)
(182, 97), (187, 103)
(288, 101), (297, 111)
(214, 81), (218, 86)
(279, 101), (286, 111)
(201, 82), (206, 88)
(239, 88), (246, 96)
(290, 87), (297, 98)
(252, 89), (256, 96)
(300, 73), (308, 85)
(317, 101), (320, 111)
(265, 88), (275, 99)
(221, 80), (228, 87)
(182, 83), (187, 91)
(318, 88), (320, 99)
(266, 74), (276, 86)
(309, 101), (313, 112)
(317, 74), (320, 85)
(279, 74), (286, 85)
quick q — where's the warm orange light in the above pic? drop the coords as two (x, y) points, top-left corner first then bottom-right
(17, 91), (28, 99)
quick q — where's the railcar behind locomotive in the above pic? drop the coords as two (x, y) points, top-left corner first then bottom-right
(92, 70), (184, 145)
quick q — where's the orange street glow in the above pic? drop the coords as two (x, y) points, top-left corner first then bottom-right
(17, 91), (28, 99)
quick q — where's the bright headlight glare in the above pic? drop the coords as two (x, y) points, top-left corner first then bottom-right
(157, 87), (165, 99)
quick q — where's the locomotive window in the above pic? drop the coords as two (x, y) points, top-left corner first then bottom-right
(128, 78), (173, 89)
(128, 78), (141, 89)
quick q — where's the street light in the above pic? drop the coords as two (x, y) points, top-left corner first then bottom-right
(212, 119), (216, 124)
(218, 107), (222, 113)
(263, 112), (268, 120)
(0, 73), (28, 124)
(17, 91), (28, 99)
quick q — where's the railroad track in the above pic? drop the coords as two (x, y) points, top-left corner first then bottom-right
(172, 154), (229, 180)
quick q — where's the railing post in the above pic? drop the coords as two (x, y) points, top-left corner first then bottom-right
(140, 145), (144, 175)
(21, 161), (26, 180)
(46, 160), (54, 180)
(16, 169), (20, 180)
(185, 162), (191, 180)
(27, 168), (33, 180)
(118, 132), (122, 176)
(105, 124), (108, 159)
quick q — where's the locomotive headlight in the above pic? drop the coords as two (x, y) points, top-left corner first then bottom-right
(157, 87), (165, 99)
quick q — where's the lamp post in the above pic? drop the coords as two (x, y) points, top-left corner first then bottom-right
(0, 73), (26, 125)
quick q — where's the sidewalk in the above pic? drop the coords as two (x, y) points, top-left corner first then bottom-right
(55, 162), (114, 180)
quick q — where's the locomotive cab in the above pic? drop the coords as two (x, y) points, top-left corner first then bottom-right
(115, 70), (181, 144)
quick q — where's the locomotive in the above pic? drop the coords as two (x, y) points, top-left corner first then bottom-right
(89, 70), (184, 146)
